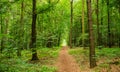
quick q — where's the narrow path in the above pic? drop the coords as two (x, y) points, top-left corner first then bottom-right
(56, 46), (81, 72)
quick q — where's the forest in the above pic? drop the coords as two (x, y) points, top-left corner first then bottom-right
(0, 0), (120, 72)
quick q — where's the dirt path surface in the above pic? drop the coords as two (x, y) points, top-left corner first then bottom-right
(56, 46), (80, 72)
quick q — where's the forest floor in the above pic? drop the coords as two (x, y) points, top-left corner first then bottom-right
(69, 48), (120, 72)
(56, 46), (81, 72)
(0, 47), (120, 72)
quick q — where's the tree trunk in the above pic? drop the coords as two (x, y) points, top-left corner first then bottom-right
(87, 0), (97, 68)
(118, 6), (120, 48)
(31, 0), (39, 60)
(107, 0), (112, 48)
(69, 0), (73, 48)
(100, 0), (103, 47)
(82, 0), (85, 48)
(17, 0), (24, 57)
(118, 34), (120, 48)
(0, 15), (3, 53)
(96, 0), (100, 47)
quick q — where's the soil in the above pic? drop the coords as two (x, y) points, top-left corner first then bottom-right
(56, 46), (81, 72)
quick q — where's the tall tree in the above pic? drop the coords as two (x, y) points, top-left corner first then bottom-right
(100, 0), (103, 47)
(30, 0), (39, 60)
(107, 0), (112, 48)
(17, 0), (24, 57)
(0, 15), (3, 53)
(118, 4), (120, 48)
(87, 0), (97, 68)
(82, 0), (85, 48)
(96, 0), (100, 47)
(69, 0), (73, 48)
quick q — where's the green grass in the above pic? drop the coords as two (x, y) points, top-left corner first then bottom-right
(0, 59), (57, 72)
(96, 48), (120, 59)
(69, 47), (120, 71)
(0, 47), (60, 72)
(69, 47), (120, 61)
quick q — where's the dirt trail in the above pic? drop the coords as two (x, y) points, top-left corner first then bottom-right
(56, 46), (81, 72)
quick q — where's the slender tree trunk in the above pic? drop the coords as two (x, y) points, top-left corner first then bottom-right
(107, 0), (112, 48)
(100, 0), (103, 47)
(87, 0), (97, 68)
(69, 0), (73, 48)
(31, 0), (39, 60)
(118, 6), (120, 48)
(118, 35), (120, 48)
(5, 15), (9, 53)
(82, 0), (85, 48)
(17, 0), (24, 57)
(0, 15), (3, 53)
(5, 18), (8, 37)
(96, 0), (100, 47)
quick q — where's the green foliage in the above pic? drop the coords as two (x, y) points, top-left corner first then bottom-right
(69, 48), (120, 71)
(69, 48), (88, 55)
(0, 47), (59, 72)
(38, 48), (60, 58)
(96, 48), (120, 59)
(0, 0), (120, 71)
(69, 47), (120, 61)
(40, 66), (57, 72)
(0, 58), (57, 72)
(37, 0), (59, 14)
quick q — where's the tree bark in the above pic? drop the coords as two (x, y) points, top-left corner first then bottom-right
(87, 0), (97, 68)
(0, 15), (3, 53)
(100, 0), (103, 47)
(31, 0), (39, 60)
(107, 0), (112, 48)
(118, 6), (120, 48)
(17, 0), (24, 57)
(69, 0), (73, 48)
(96, 0), (100, 47)
(82, 0), (85, 48)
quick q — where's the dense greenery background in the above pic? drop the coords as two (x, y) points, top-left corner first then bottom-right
(0, 0), (120, 72)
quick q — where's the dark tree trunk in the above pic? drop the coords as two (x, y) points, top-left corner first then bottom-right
(118, 34), (120, 48)
(100, 0), (103, 47)
(107, 0), (112, 48)
(1, 15), (3, 53)
(31, 0), (39, 60)
(96, 0), (100, 47)
(69, 0), (73, 48)
(87, 0), (97, 68)
(118, 6), (120, 48)
(58, 33), (61, 46)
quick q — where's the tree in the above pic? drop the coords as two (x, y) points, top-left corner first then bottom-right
(0, 15), (3, 53)
(69, 0), (73, 48)
(96, 0), (100, 47)
(107, 0), (112, 48)
(30, 0), (39, 60)
(100, 0), (103, 47)
(82, 0), (85, 48)
(87, 0), (96, 68)
(17, 0), (24, 57)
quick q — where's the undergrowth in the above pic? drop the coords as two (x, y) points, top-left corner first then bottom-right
(0, 47), (60, 72)
(69, 47), (120, 72)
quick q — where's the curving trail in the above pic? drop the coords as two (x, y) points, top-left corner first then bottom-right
(56, 46), (81, 72)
